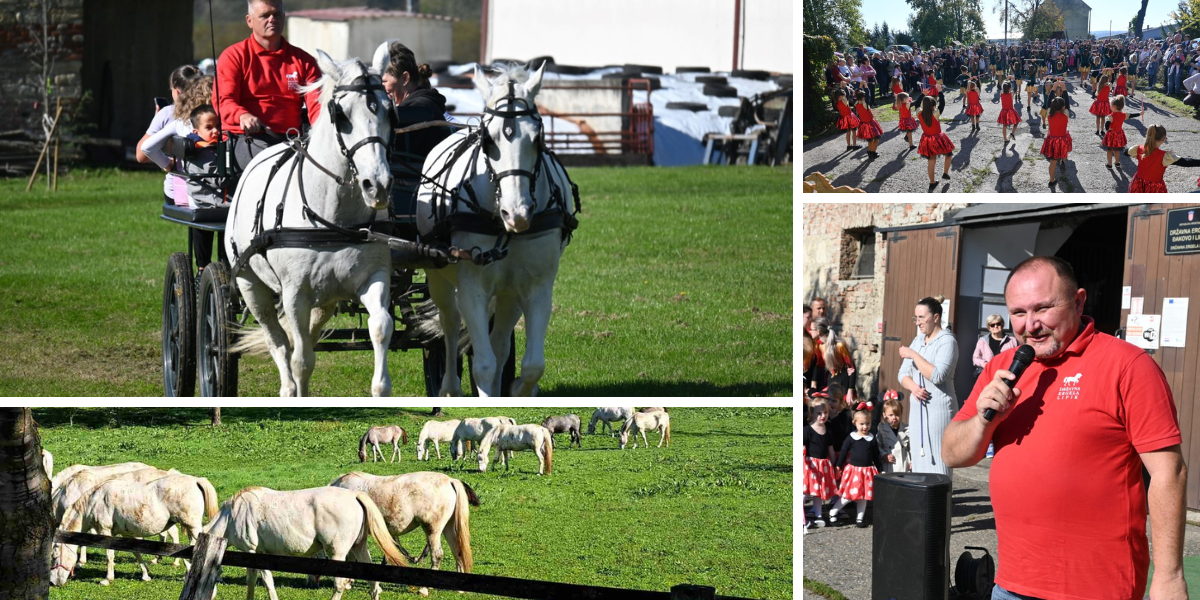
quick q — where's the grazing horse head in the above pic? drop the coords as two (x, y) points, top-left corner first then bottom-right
(308, 49), (395, 210)
(472, 62), (547, 233)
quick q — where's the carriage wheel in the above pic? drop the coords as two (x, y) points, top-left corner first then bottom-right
(197, 263), (239, 397)
(468, 330), (517, 397)
(162, 252), (196, 397)
(421, 344), (464, 397)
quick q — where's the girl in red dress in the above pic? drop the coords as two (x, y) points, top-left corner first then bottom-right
(1090, 74), (1112, 137)
(1114, 66), (1129, 97)
(1126, 124), (1200, 192)
(855, 89), (884, 159)
(803, 397), (838, 528)
(829, 408), (882, 528)
(916, 95), (954, 192)
(1103, 95), (1127, 170)
(834, 89), (861, 151)
(891, 76), (903, 100)
(997, 81), (1021, 143)
(895, 91), (919, 149)
(964, 80), (984, 132)
(1041, 96), (1072, 190)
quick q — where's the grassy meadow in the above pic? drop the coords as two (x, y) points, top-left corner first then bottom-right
(0, 166), (792, 396)
(36, 406), (794, 600)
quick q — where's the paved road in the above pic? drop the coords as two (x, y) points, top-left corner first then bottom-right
(802, 77), (1200, 193)
(802, 461), (1200, 599)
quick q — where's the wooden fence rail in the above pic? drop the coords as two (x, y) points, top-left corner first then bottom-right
(55, 531), (761, 600)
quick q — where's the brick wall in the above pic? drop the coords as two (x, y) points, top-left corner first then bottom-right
(0, 0), (84, 132)
(802, 203), (970, 398)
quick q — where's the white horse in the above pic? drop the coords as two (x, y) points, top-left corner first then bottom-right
(42, 448), (52, 480)
(589, 407), (634, 436)
(51, 474), (219, 587)
(52, 461), (154, 491)
(52, 468), (184, 567)
(204, 486), (408, 600)
(450, 416), (516, 460)
(225, 51), (395, 397)
(477, 423), (554, 475)
(416, 419), (460, 460)
(415, 62), (579, 396)
(359, 425), (409, 463)
(620, 411), (672, 450)
(328, 471), (478, 596)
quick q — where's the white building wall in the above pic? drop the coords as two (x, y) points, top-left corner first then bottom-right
(287, 19), (350, 60)
(487, 0), (790, 73)
(289, 17), (453, 63)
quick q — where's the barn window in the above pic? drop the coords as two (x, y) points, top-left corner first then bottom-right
(841, 228), (877, 279)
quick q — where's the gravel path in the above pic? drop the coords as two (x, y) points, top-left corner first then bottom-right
(802, 77), (1200, 193)
(802, 460), (1200, 599)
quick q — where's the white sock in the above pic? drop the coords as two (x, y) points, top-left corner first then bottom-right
(812, 501), (824, 518)
(856, 500), (868, 521)
(830, 497), (846, 515)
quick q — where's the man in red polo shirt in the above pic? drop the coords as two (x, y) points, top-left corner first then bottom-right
(943, 256), (1187, 600)
(214, 0), (322, 168)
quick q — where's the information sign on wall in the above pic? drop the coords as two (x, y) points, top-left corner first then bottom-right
(1165, 206), (1200, 255)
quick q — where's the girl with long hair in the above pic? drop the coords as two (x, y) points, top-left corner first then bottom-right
(964, 79), (983, 132)
(833, 89), (861, 151)
(997, 80), (1020, 143)
(1103, 95), (1128, 170)
(1126, 124), (1200, 192)
(1115, 66), (1129, 97)
(854, 89), (884, 159)
(1041, 97), (1072, 190)
(916, 95), (954, 191)
(895, 91), (919, 149)
(1024, 63), (1039, 114)
(1090, 74), (1113, 136)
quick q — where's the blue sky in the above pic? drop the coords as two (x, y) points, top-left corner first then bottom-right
(858, 0), (1176, 40)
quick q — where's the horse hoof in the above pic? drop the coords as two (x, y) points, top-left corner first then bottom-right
(99, 580), (111, 587)
(420, 587), (431, 597)
(142, 575), (153, 582)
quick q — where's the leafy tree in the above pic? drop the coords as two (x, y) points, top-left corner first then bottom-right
(870, 22), (894, 49)
(1020, 0), (1064, 41)
(805, 0), (870, 47)
(894, 30), (917, 46)
(906, 0), (987, 47)
(1171, 0), (1200, 39)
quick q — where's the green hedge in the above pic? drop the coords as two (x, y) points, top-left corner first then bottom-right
(803, 34), (837, 137)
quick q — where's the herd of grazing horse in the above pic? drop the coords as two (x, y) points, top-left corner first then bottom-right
(44, 407), (671, 599)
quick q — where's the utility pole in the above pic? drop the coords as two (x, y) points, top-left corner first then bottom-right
(1004, 0), (1008, 47)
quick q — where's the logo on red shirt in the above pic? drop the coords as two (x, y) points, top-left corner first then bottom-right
(1057, 372), (1083, 400)
(287, 72), (300, 93)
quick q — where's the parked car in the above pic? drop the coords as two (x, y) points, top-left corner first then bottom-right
(886, 44), (914, 54)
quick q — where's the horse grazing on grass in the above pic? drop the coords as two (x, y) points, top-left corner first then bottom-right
(225, 51), (396, 397)
(478, 424), (553, 475)
(541, 414), (581, 448)
(51, 474), (219, 587)
(589, 407), (633, 436)
(450, 416), (516, 460)
(359, 425), (409, 462)
(639, 407), (668, 414)
(415, 62), (579, 397)
(416, 419), (460, 460)
(204, 486), (408, 600)
(620, 411), (672, 450)
(51, 465), (177, 566)
(328, 471), (478, 596)
(52, 461), (154, 491)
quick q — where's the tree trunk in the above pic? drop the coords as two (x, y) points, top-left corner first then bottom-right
(211, 407), (221, 427)
(0, 408), (54, 600)
(1133, 0), (1148, 39)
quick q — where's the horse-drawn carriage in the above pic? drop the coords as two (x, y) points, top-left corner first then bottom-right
(158, 49), (575, 397)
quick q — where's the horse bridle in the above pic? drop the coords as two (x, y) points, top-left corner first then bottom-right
(309, 71), (396, 187)
(478, 80), (545, 192)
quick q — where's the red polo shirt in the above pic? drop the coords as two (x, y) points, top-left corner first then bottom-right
(215, 36), (323, 135)
(954, 317), (1180, 600)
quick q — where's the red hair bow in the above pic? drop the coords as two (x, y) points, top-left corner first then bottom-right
(882, 389), (900, 401)
(855, 401), (874, 411)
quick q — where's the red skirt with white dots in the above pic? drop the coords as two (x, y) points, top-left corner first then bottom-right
(997, 108), (1021, 125)
(804, 456), (838, 499)
(837, 465), (879, 501)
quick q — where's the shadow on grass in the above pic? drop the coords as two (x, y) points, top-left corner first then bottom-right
(32, 407), (440, 429)
(550, 380), (788, 397)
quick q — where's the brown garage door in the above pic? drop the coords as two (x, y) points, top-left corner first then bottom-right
(879, 225), (962, 424)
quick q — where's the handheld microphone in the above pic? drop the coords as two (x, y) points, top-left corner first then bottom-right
(982, 344), (1036, 421)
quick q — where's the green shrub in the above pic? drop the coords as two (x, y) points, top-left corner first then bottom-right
(804, 35), (837, 136)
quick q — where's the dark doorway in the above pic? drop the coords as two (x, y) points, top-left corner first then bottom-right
(1053, 212), (1128, 336)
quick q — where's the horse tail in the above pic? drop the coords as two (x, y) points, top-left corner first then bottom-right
(541, 428), (553, 474)
(664, 416), (671, 446)
(197, 477), (220, 522)
(229, 321), (281, 357)
(400, 427), (409, 446)
(355, 492), (408, 567)
(358, 431), (370, 462)
(449, 479), (475, 572)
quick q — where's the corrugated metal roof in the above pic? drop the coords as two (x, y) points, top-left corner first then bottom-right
(877, 203), (1139, 233)
(288, 7), (456, 22)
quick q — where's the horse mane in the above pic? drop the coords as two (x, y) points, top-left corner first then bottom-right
(479, 63), (533, 105)
(231, 486), (269, 504)
(298, 57), (372, 122)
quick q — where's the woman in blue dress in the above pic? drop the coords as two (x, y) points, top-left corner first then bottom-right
(897, 295), (958, 475)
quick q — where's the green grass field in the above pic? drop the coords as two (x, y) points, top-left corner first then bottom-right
(35, 407), (794, 600)
(0, 166), (792, 396)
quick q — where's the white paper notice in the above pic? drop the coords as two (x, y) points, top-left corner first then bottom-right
(1131, 297), (1144, 315)
(1161, 298), (1190, 348)
(1122, 286), (1131, 309)
(1126, 314), (1161, 350)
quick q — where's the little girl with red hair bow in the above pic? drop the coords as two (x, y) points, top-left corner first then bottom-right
(829, 404), (883, 528)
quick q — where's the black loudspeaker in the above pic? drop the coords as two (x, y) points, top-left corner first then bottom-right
(872, 472), (953, 600)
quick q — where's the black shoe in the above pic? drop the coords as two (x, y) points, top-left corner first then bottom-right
(928, 182), (938, 192)
(942, 173), (951, 180)
(1049, 180), (1057, 189)
(1106, 164), (1113, 169)
(856, 520), (869, 528)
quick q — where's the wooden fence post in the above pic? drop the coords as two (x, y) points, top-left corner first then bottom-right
(179, 533), (227, 600)
(670, 584), (716, 600)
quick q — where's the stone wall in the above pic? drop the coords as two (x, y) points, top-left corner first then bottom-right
(802, 203), (970, 399)
(0, 0), (84, 133)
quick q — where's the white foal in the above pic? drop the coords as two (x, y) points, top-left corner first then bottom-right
(589, 407), (634, 436)
(450, 416), (516, 460)
(620, 411), (671, 450)
(477, 424), (554, 475)
(416, 419), (460, 460)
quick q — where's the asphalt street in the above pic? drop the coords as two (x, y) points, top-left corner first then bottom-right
(802, 461), (1200, 599)
(802, 76), (1200, 193)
